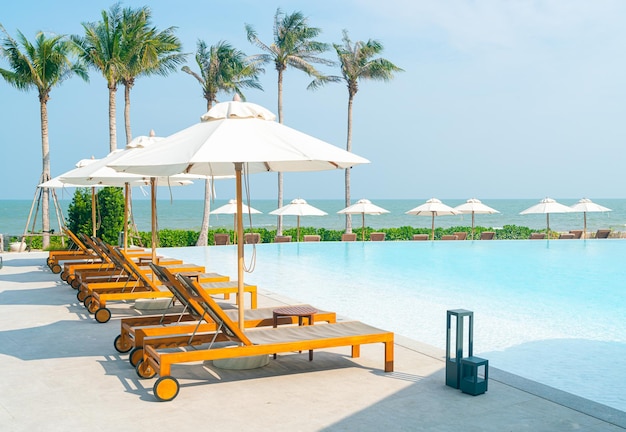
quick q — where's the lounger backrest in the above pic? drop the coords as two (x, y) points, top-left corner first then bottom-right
(214, 233), (230, 245)
(595, 229), (611, 239)
(149, 263), (202, 319)
(454, 232), (468, 240)
(111, 247), (157, 290)
(64, 228), (89, 251)
(81, 235), (112, 263)
(176, 273), (253, 346)
(244, 233), (261, 244)
(370, 232), (386, 241)
(480, 232), (495, 240)
(341, 233), (357, 241)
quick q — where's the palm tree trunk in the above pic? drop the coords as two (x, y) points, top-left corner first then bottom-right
(124, 83), (132, 145)
(276, 69), (284, 236)
(108, 83), (117, 152)
(40, 99), (50, 249)
(344, 94), (355, 233)
(196, 178), (211, 246)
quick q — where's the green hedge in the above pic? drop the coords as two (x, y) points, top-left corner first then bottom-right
(128, 224), (548, 247)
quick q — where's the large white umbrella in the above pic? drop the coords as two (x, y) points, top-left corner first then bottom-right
(570, 198), (612, 239)
(270, 198), (327, 241)
(109, 99), (369, 330)
(520, 197), (574, 238)
(60, 135), (200, 258)
(338, 199), (389, 241)
(406, 198), (460, 240)
(454, 198), (499, 240)
(211, 199), (262, 243)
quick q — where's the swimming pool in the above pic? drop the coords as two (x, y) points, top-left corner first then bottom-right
(165, 240), (626, 412)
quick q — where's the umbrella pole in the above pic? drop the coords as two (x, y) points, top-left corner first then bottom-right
(235, 163), (245, 331)
(471, 212), (475, 240)
(123, 182), (129, 251)
(91, 187), (97, 238)
(546, 213), (550, 239)
(297, 216), (300, 242)
(151, 177), (157, 263)
(431, 213), (435, 240)
(362, 213), (365, 241)
(583, 212), (587, 239)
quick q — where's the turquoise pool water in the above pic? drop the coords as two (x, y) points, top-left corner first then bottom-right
(165, 240), (626, 412)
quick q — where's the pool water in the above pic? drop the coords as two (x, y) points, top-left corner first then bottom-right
(165, 240), (626, 412)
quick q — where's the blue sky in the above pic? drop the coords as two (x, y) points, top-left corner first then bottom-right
(1, 0), (626, 201)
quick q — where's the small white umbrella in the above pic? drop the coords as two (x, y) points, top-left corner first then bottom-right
(211, 199), (262, 243)
(569, 198), (612, 239)
(338, 199), (389, 241)
(454, 198), (499, 240)
(520, 197), (573, 238)
(270, 198), (327, 241)
(406, 198), (460, 240)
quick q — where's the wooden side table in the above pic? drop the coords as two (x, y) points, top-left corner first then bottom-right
(273, 305), (318, 361)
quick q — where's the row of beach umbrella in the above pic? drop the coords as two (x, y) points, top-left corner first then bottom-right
(210, 196), (611, 241)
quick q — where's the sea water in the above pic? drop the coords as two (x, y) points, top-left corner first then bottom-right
(165, 239), (626, 413)
(1, 198), (625, 237)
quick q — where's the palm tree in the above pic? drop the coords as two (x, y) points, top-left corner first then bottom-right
(245, 8), (332, 235)
(182, 39), (263, 246)
(309, 30), (402, 233)
(0, 25), (88, 248)
(118, 6), (185, 144)
(72, 3), (124, 152)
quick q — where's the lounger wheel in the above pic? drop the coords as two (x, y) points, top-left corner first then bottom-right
(86, 298), (100, 314)
(70, 278), (81, 290)
(80, 292), (91, 305)
(135, 360), (156, 379)
(94, 307), (111, 323)
(51, 264), (62, 274)
(154, 376), (179, 402)
(114, 335), (132, 353)
(60, 271), (69, 281)
(46, 258), (53, 267)
(129, 347), (143, 367)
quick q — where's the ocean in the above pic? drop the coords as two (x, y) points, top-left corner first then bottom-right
(1, 198), (623, 238)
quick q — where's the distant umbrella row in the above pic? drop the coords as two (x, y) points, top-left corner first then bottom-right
(213, 197), (611, 241)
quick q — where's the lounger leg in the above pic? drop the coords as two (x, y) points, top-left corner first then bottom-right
(384, 341), (394, 372)
(351, 345), (361, 358)
(250, 292), (257, 309)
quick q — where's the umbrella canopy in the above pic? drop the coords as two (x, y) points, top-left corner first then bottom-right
(454, 198), (499, 240)
(338, 199), (389, 241)
(60, 135), (202, 256)
(270, 198), (327, 241)
(211, 199), (262, 244)
(109, 99), (369, 330)
(520, 197), (573, 238)
(406, 198), (460, 240)
(569, 198), (612, 239)
(211, 199), (262, 215)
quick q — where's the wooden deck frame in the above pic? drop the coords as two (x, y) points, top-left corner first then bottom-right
(115, 264), (333, 363)
(136, 273), (393, 402)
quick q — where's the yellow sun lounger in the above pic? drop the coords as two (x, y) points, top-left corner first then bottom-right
(134, 273), (394, 401)
(114, 263), (335, 366)
(81, 247), (231, 323)
(47, 228), (100, 273)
